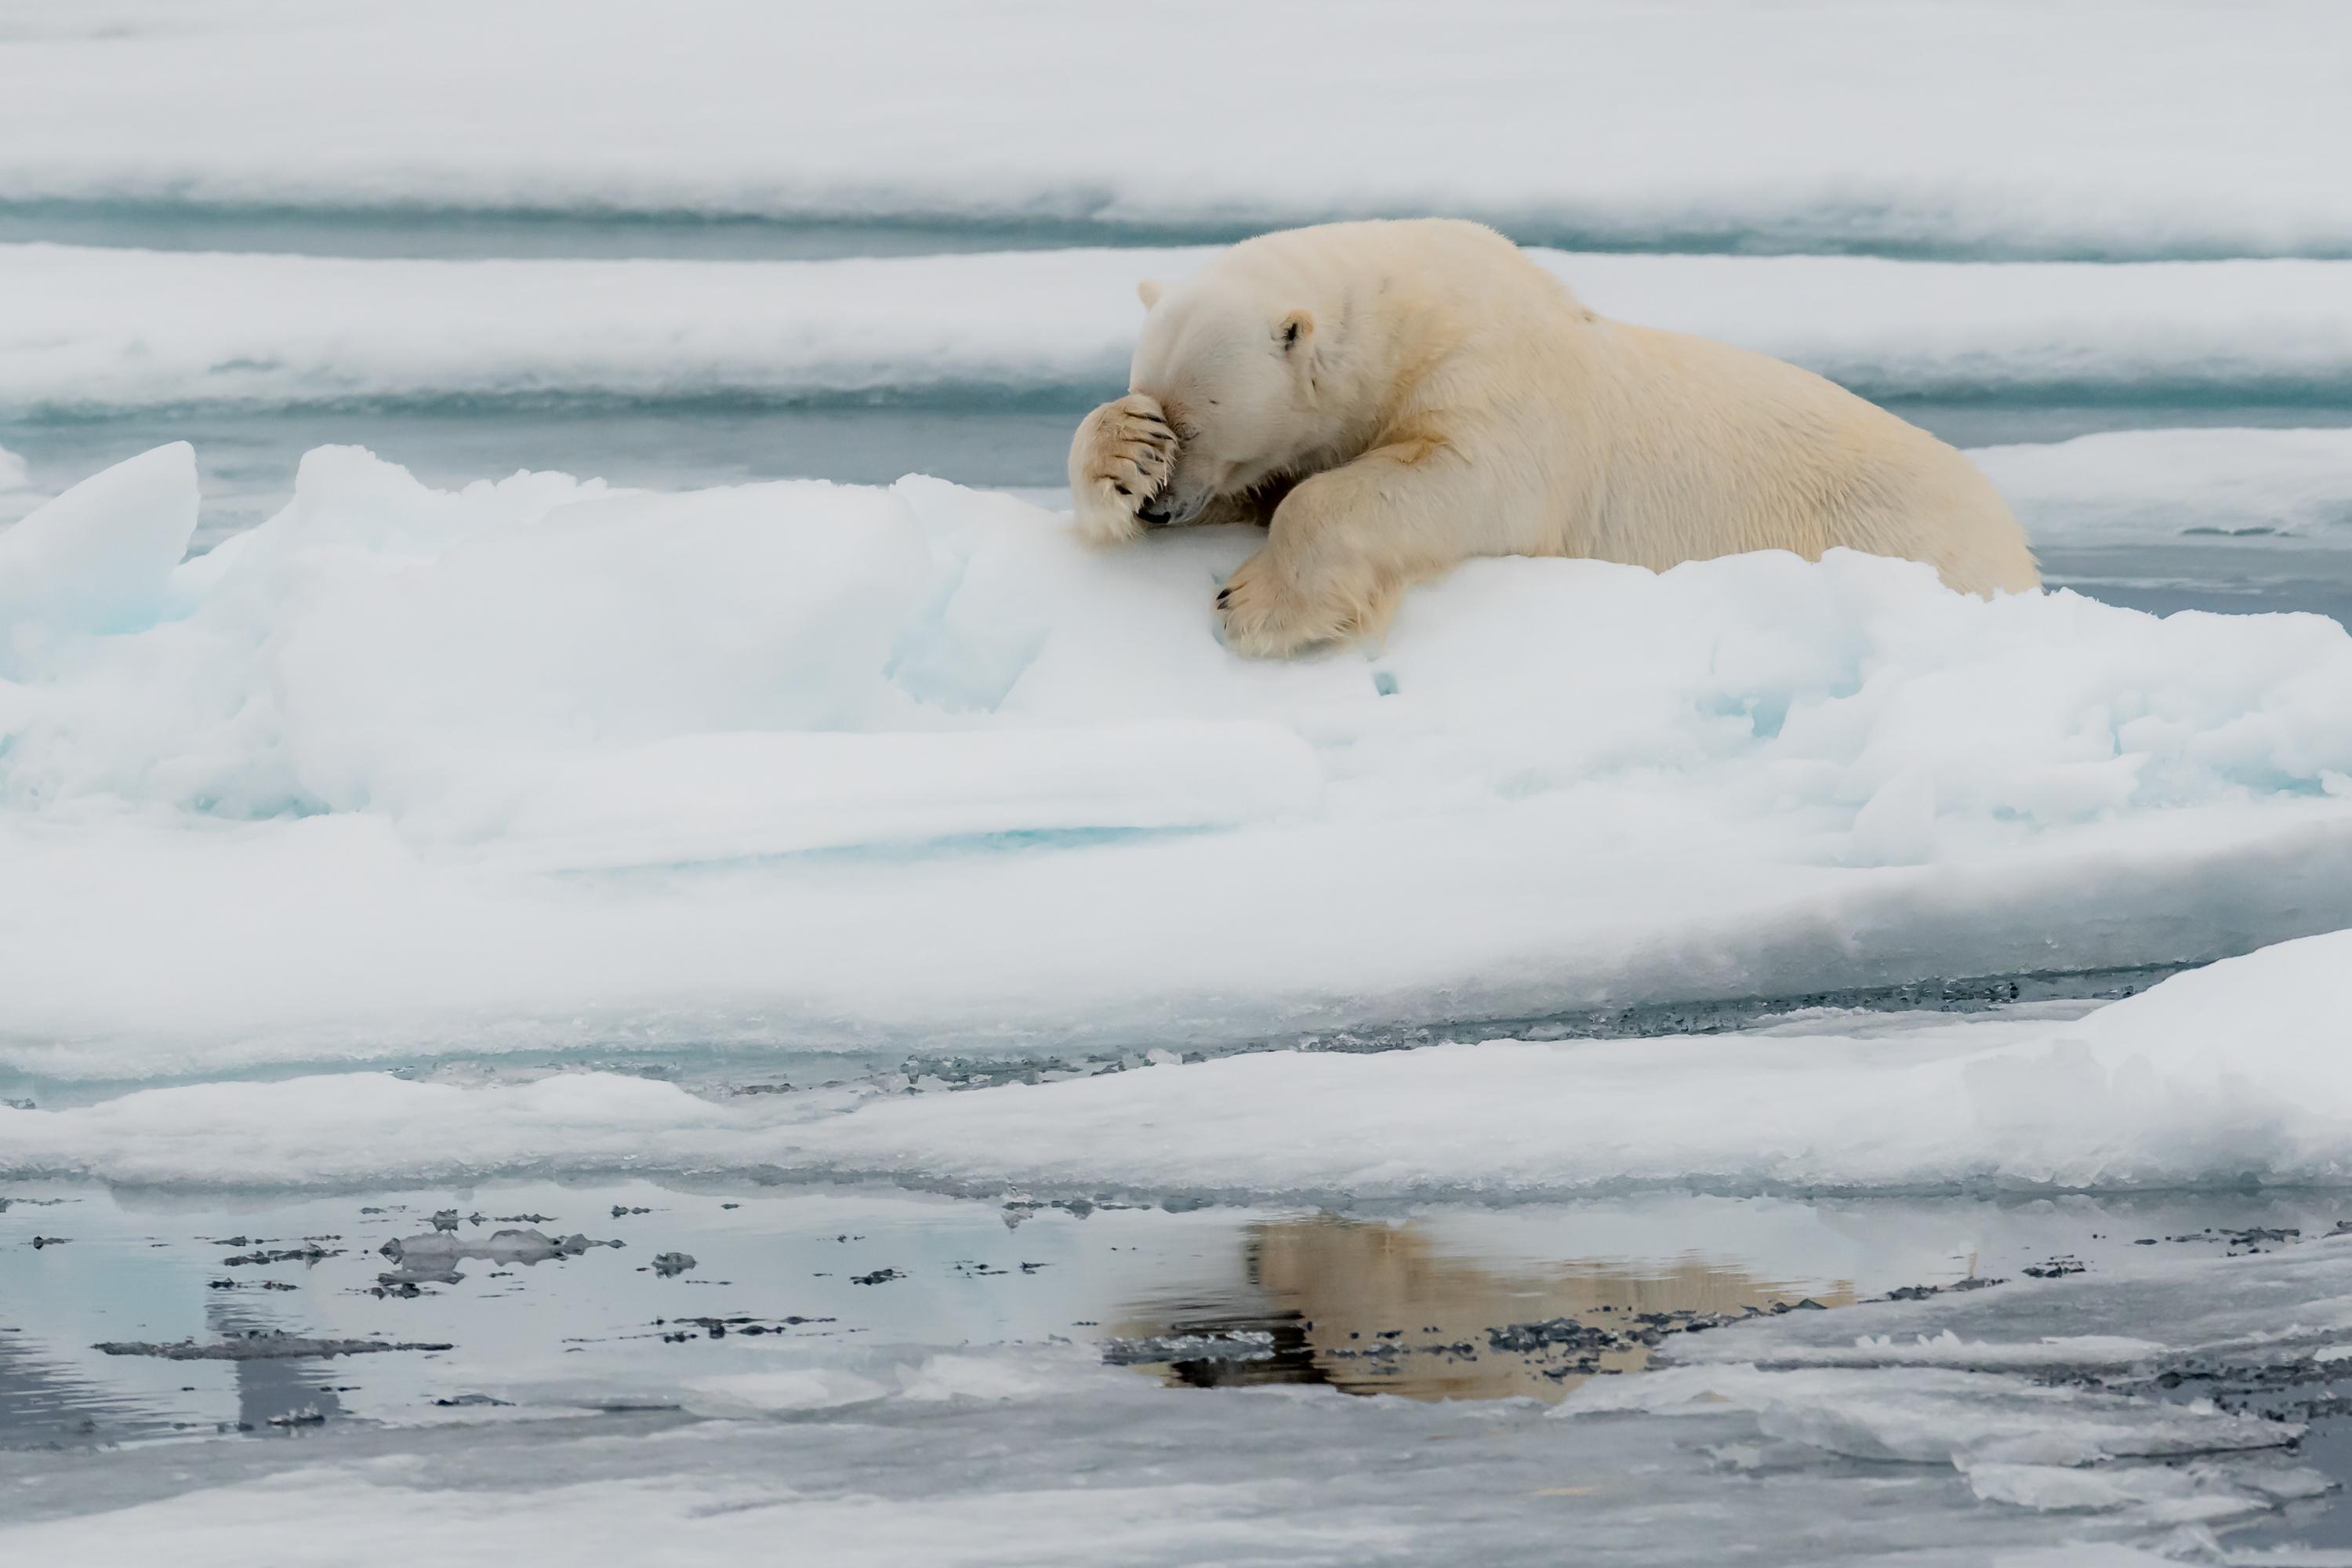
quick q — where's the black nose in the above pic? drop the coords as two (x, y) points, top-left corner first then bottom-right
(1136, 503), (1173, 527)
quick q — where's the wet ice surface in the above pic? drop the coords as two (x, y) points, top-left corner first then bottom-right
(13, 1177), (2352, 1562)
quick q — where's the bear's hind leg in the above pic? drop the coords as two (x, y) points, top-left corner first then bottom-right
(1217, 441), (1481, 658)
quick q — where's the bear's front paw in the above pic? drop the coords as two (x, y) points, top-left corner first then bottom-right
(1068, 392), (1177, 544)
(1217, 550), (1347, 659)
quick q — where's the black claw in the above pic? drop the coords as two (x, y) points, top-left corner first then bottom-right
(1217, 588), (1232, 604)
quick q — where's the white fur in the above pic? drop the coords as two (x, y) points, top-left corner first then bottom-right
(1068, 220), (2039, 658)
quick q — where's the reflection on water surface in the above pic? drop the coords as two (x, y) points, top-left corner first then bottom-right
(1122, 1214), (1857, 1400)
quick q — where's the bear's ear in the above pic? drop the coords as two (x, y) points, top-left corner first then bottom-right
(1276, 310), (1315, 352)
(1136, 278), (1163, 309)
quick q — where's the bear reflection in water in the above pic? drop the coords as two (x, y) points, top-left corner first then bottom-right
(1116, 1214), (1857, 1402)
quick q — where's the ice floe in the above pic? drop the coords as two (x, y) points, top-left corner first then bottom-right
(761, 931), (2352, 1197)
(5, 2), (2351, 260)
(5, 243), (2352, 412)
(13, 931), (2352, 1194)
(1977, 429), (2352, 551)
(8, 444), (2352, 1076)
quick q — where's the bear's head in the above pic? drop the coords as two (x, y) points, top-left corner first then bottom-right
(1126, 275), (1319, 527)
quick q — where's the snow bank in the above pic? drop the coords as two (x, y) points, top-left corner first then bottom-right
(5, 2), (2352, 260)
(9, 444), (2352, 1075)
(0, 1071), (801, 1187)
(18, 931), (2352, 1194)
(757, 931), (2352, 1196)
(7, 242), (2352, 411)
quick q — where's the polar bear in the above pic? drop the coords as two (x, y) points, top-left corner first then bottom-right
(1068, 220), (2038, 658)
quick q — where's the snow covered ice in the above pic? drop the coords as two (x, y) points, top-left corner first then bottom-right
(11, 928), (2352, 1195)
(5, 244), (2352, 416)
(8, 444), (2352, 1077)
(5, 1), (2352, 260)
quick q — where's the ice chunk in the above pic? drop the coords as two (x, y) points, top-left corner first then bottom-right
(1963, 1461), (2330, 1523)
(0, 442), (196, 651)
(679, 1369), (891, 1417)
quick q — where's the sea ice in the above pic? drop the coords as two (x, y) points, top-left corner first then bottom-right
(756, 930), (2352, 1196)
(5, 1277), (2335, 1564)
(1976, 429), (2352, 550)
(9, 444), (2352, 1078)
(1559, 1363), (2293, 1468)
(4, 2), (2350, 259)
(0, 440), (195, 650)
(1668, 1229), (2352, 1373)
(4, 242), (2350, 412)
(15, 930), (2352, 1195)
